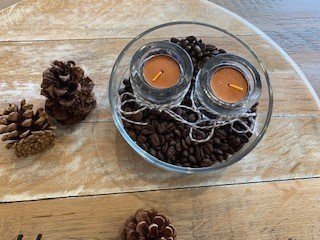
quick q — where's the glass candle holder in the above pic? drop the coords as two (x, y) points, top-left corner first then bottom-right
(194, 54), (262, 116)
(130, 41), (193, 110)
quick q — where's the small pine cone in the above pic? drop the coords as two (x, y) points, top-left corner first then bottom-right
(121, 209), (177, 240)
(0, 100), (56, 157)
(41, 60), (96, 125)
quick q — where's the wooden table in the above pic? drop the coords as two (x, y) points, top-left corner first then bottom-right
(0, 0), (319, 239)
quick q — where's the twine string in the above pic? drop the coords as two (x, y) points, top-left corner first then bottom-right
(117, 87), (257, 143)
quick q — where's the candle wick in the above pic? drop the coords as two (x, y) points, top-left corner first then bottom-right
(228, 83), (244, 91)
(152, 70), (164, 82)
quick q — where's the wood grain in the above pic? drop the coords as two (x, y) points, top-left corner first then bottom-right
(1, 178), (320, 239)
(1, 116), (319, 202)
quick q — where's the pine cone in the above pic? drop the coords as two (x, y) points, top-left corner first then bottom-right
(0, 100), (56, 157)
(41, 60), (96, 125)
(121, 209), (177, 240)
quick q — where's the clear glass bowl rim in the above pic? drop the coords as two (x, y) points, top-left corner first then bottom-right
(109, 21), (274, 174)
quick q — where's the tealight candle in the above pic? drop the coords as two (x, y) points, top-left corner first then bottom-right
(143, 55), (181, 89)
(130, 41), (193, 109)
(194, 54), (261, 116)
(210, 67), (248, 103)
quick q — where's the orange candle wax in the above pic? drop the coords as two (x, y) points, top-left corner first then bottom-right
(143, 55), (181, 89)
(211, 67), (248, 103)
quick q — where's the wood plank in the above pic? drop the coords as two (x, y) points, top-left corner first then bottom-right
(0, 0), (261, 42)
(0, 37), (318, 118)
(1, 116), (319, 202)
(1, 178), (320, 239)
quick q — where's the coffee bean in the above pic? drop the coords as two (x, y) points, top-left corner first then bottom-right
(162, 142), (169, 152)
(141, 124), (155, 135)
(202, 158), (213, 167)
(159, 135), (165, 145)
(123, 78), (131, 86)
(228, 134), (236, 139)
(188, 155), (197, 164)
(140, 143), (148, 151)
(210, 154), (217, 161)
(217, 155), (224, 162)
(174, 129), (182, 138)
(246, 132), (253, 138)
(206, 44), (216, 51)
(189, 147), (194, 154)
(196, 52), (203, 59)
(181, 139), (188, 149)
(182, 162), (191, 167)
(194, 45), (201, 54)
(182, 150), (189, 157)
(125, 86), (133, 93)
(234, 143), (244, 152)
(118, 87), (126, 95)
(167, 146), (176, 159)
(204, 143), (214, 154)
(182, 129), (189, 137)
(149, 148), (157, 157)
(200, 44), (207, 51)
(132, 111), (143, 121)
(185, 136), (191, 145)
(181, 157), (188, 163)
(127, 130), (136, 140)
(150, 109), (160, 116)
(156, 122), (166, 134)
(123, 121), (132, 129)
(212, 137), (221, 146)
(186, 36), (196, 42)
(229, 138), (241, 148)
(227, 147), (235, 155)
(166, 123), (175, 132)
(220, 143), (229, 152)
(187, 114), (197, 122)
(171, 37), (180, 43)
(213, 148), (223, 155)
(150, 133), (160, 147)
(239, 135), (249, 143)
(215, 129), (227, 140)
(181, 39), (189, 47)
(185, 45), (192, 51)
(175, 142), (182, 152)
(157, 151), (165, 161)
(137, 134), (147, 144)
(212, 50), (220, 55)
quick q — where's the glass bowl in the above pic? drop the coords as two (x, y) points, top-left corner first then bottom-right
(109, 21), (273, 173)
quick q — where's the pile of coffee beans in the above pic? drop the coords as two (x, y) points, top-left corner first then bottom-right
(119, 36), (257, 168)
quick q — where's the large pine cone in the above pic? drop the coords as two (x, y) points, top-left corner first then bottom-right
(121, 209), (177, 240)
(0, 100), (56, 157)
(41, 60), (96, 125)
